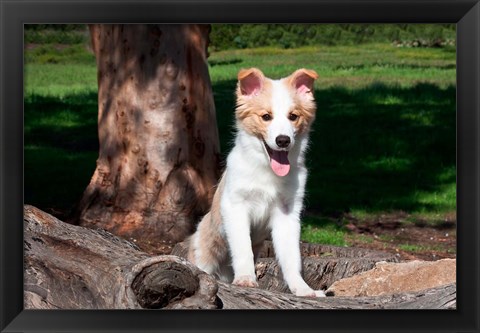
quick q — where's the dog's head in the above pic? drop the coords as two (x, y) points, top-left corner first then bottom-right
(235, 68), (318, 176)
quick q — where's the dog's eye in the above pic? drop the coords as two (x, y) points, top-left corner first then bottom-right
(288, 113), (299, 121)
(261, 114), (272, 121)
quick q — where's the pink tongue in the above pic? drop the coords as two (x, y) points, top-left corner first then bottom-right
(270, 150), (290, 176)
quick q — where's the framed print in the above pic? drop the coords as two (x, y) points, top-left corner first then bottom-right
(1, 0), (479, 332)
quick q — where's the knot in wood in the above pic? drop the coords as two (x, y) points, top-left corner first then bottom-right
(131, 261), (199, 309)
(165, 61), (178, 80)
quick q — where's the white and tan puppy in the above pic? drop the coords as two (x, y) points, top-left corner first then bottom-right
(188, 68), (325, 297)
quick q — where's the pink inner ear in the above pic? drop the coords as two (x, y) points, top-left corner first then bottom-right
(294, 74), (314, 95)
(297, 84), (310, 94)
(240, 73), (262, 96)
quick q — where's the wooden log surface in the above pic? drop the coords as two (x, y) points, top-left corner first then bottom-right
(217, 282), (456, 309)
(24, 205), (218, 309)
(172, 239), (399, 292)
(24, 205), (455, 310)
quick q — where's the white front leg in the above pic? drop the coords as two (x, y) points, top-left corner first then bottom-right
(222, 201), (258, 288)
(270, 204), (325, 297)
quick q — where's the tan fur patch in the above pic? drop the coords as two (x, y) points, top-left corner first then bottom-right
(188, 173), (228, 267)
(283, 68), (318, 135)
(289, 94), (317, 135)
(235, 76), (273, 140)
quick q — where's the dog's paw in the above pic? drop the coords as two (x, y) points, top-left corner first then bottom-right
(314, 289), (326, 297)
(232, 275), (259, 288)
(294, 287), (326, 298)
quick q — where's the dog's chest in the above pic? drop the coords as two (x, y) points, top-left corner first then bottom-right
(245, 188), (275, 219)
(242, 177), (291, 221)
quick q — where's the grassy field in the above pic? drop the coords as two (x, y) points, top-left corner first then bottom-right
(24, 43), (456, 248)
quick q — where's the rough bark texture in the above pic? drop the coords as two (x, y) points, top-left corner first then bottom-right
(72, 24), (220, 246)
(25, 205), (455, 310)
(25, 205), (218, 309)
(217, 282), (456, 309)
(172, 239), (399, 292)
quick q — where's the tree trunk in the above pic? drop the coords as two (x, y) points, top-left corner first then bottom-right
(71, 24), (221, 247)
(25, 205), (455, 310)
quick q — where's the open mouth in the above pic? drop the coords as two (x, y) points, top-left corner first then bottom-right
(262, 140), (290, 177)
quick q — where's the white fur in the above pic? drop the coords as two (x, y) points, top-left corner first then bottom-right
(191, 70), (325, 297)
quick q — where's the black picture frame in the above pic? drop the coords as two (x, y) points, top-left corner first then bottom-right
(1, 0), (479, 332)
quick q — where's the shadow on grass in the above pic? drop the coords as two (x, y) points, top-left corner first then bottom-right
(24, 92), (99, 216)
(310, 82), (456, 214)
(25, 92), (99, 151)
(24, 81), (456, 217)
(208, 58), (243, 67)
(333, 63), (456, 71)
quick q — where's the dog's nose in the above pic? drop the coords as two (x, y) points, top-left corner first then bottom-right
(275, 135), (291, 148)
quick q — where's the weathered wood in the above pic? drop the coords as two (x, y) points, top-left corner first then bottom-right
(217, 282), (456, 309)
(24, 205), (218, 309)
(172, 240), (398, 292)
(130, 260), (219, 309)
(260, 241), (398, 292)
(25, 205), (455, 310)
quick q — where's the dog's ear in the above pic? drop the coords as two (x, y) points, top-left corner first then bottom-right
(238, 68), (265, 96)
(288, 68), (318, 96)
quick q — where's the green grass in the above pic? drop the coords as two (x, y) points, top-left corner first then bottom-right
(349, 234), (374, 244)
(208, 44), (455, 89)
(397, 243), (455, 254)
(24, 43), (456, 242)
(24, 63), (97, 96)
(24, 44), (95, 65)
(301, 217), (347, 246)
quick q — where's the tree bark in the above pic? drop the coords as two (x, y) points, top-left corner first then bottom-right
(25, 205), (455, 310)
(71, 24), (221, 246)
(217, 282), (456, 309)
(172, 240), (399, 292)
(25, 205), (219, 309)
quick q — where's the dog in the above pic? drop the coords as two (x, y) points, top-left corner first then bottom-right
(187, 68), (325, 297)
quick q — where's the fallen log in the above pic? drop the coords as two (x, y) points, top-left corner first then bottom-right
(217, 282), (456, 309)
(24, 205), (455, 309)
(172, 239), (399, 292)
(24, 205), (218, 309)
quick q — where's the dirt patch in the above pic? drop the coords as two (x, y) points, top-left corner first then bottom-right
(343, 212), (456, 261)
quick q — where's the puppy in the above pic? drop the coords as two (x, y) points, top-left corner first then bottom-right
(188, 68), (325, 297)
